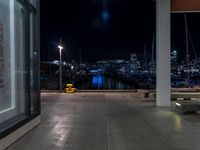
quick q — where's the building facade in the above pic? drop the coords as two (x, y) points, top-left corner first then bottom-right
(0, 0), (40, 149)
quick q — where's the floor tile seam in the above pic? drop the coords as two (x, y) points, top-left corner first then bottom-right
(105, 96), (109, 150)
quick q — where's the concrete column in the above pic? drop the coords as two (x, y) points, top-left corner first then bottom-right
(156, 0), (171, 106)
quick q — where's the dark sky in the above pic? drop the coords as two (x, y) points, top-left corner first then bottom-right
(41, 0), (200, 63)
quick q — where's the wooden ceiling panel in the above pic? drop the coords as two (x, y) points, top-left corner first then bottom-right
(171, 0), (200, 12)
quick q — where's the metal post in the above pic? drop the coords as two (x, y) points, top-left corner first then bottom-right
(59, 48), (62, 92)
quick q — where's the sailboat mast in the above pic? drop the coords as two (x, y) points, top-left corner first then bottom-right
(151, 34), (155, 64)
(184, 14), (189, 69)
(143, 43), (147, 70)
(80, 49), (82, 64)
(184, 14), (190, 86)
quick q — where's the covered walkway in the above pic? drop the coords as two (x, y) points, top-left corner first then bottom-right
(8, 93), (200, 150)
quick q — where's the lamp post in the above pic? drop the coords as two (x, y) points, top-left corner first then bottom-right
(58, 45), (63, 92)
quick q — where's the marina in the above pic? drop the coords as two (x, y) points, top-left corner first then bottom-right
(40, 51), (200, 90)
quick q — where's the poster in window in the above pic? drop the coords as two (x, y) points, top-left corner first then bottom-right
(0, 22), (4, 88)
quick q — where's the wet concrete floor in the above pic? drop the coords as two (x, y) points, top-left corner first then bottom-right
(8, 92), (200, 150)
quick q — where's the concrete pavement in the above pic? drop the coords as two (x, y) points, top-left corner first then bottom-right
(7, 92), (200, 150)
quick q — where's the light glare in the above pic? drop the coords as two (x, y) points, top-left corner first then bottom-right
(58, 45), (63, 50)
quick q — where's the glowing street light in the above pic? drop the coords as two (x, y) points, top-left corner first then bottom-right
(58, 45), (63, 50)
(58, 43), (63, 92)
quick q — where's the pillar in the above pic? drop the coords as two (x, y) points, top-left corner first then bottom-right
(156, 0), (171, 106)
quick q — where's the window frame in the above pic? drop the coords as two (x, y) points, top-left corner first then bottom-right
(0, 0), (40, 139)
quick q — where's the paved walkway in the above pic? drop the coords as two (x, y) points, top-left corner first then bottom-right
(8, 93), (200, 150)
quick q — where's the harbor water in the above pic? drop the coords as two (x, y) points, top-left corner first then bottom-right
(74, 75), (140, 90)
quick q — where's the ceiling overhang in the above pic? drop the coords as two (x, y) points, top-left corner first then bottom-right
(171, 0), (200, 13)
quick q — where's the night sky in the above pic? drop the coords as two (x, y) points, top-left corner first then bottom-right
(41, 0), (200, 63)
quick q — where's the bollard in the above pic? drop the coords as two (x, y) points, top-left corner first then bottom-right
(66, 84), (75, 93)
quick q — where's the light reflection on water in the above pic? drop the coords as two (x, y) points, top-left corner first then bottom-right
(92, 75), (103, 88)
(75, 75), (135, 90)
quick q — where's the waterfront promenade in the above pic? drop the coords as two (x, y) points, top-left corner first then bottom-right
(8, 92), (200, 150)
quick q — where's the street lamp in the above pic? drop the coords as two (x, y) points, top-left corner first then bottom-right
(58, 44), (63, 92)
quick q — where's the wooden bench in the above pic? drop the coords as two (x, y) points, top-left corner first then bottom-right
(176, 101), (200, 114)
(171, 93), (200, 100)
(137, 90), (149, 98)
(139, 92), (200, 100)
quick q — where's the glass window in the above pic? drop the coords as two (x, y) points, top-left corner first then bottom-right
(29, 0), (37, 8)
(0, 0), (12, 114)
(0, 0), (39, 134)
(0, 0), (25, 124)
(30, 11), (39, 115)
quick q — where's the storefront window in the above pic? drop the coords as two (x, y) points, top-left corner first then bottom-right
(30, 10), (40, 115)
(0, 0), (39, 135)
(29, 0), (37, 8)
